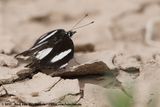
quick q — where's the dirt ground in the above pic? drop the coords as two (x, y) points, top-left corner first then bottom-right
(1, 0), (160, 107)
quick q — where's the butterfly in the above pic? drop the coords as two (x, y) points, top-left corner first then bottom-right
(15, 14), (94, 70)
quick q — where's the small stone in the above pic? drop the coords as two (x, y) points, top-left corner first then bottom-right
(31, 92), (39, 97)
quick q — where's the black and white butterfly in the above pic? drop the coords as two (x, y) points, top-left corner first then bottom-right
(15, 14), (94, 70)
(16, 29), (76, 70)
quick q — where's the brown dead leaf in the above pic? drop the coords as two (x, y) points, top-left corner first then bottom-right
(49, 61), (109, 77)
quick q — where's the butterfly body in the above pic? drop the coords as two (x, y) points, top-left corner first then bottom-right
(16, 29), (76, 70)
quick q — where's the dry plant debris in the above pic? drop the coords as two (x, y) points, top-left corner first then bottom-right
(48, 61), (109, 77)
(14, 60), (110, 79)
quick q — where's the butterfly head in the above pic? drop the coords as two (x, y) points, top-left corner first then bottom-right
(66, 30), (76, 37)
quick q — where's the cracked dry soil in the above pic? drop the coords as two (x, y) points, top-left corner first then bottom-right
(1, 0), (160, 107)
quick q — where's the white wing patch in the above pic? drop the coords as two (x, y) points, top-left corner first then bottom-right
(60, 63), (68, 69)
(51, 49), (72, 63)
(30, 41), (47, 50)
(36, 48), (52, 59)
(38, 31), (57, 44)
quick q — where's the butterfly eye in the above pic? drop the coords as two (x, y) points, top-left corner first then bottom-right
(66, 31), (76, 37)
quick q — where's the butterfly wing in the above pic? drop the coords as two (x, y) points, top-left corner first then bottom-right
(15, 41), (49, 58)
(31, 30), (57, 48)
(27, 36), (74, 70)
(15, 30), (58, 58)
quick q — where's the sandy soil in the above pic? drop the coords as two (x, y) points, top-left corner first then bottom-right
(1, 0), (160, 107)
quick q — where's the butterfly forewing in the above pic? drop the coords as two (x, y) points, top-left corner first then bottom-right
(16, 30), (58, 58)
(35, 48), (53, 60)
(31, 30), (57, 48)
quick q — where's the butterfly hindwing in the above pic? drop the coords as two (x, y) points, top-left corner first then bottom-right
(27, 36), (74, 70)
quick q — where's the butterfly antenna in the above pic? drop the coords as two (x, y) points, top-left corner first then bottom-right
(71, 14), (89, 30)
(71, 21), (94, 30)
